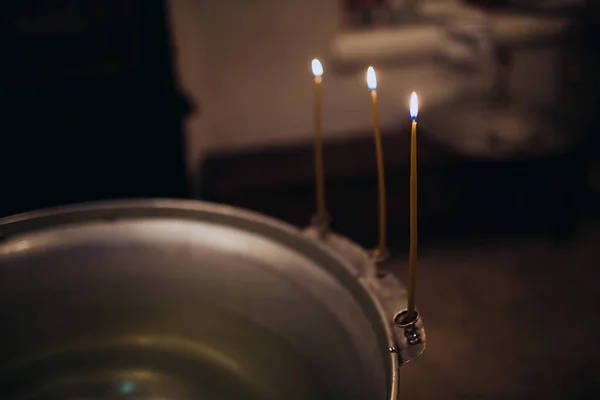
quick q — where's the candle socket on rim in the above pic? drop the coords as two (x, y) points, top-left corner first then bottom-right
(310, 212), (331, 239)
(370, 247), (390, 264)
(393, 309), (422, 346)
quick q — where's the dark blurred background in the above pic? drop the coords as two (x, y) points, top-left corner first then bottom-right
(1, 0), (599, 398)
(0, 0), (191, 216)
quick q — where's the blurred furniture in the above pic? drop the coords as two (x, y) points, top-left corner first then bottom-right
(200, 128), (587, 248)
(579, 0), (600, 209)
(0, 0), (190, 217)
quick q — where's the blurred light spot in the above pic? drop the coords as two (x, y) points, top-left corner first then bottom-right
(120, 381), (135, 394)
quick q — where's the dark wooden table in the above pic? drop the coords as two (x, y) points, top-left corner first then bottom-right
(200, 128), (587, 248)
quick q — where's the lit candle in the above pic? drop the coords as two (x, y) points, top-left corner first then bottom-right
(367, 66), (389, 262)
(310, 58), (329, 236)
(407, 91), (419, 321)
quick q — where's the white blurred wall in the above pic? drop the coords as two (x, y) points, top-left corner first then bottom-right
(167, 0), (562, 178)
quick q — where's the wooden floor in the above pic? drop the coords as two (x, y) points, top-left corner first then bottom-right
(393, 221), (600, 399)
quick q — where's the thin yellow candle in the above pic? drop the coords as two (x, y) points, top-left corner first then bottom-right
(310, 58), (329, 235)
(367, 66), (389, 262)
(407, 92), (419, 321)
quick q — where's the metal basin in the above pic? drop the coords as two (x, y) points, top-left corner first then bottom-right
(0, 200), (422, 399)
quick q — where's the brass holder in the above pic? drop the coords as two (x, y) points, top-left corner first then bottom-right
(370, 247), (390, 262)
(310, 212), (331, 239)
(369, 248), (391, 278)
(393, 309), (423, 346)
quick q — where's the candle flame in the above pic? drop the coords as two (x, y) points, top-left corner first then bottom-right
(367, 66), (377, 90)
(311, 59), (323, 77)
(410, 92), (419, 120)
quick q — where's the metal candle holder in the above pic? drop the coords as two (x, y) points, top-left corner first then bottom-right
(393, 309), (423, 346)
